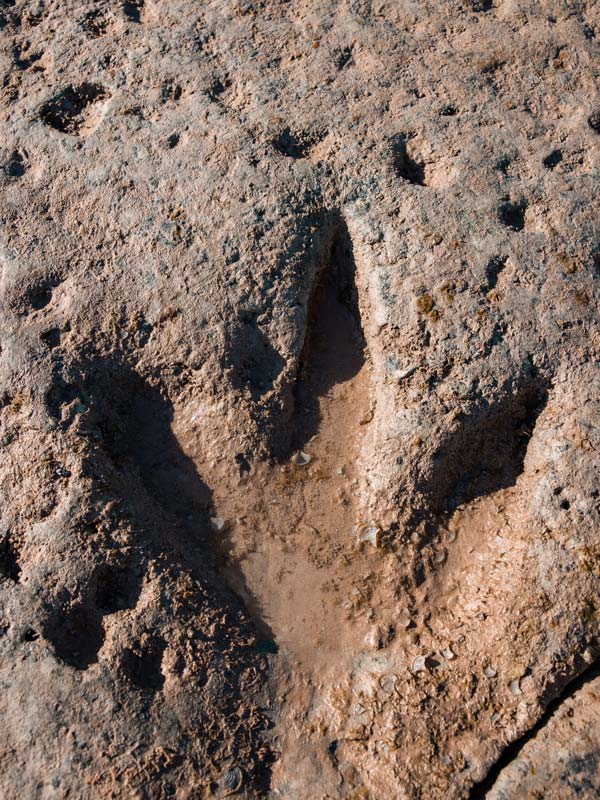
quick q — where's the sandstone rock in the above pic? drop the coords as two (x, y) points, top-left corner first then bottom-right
(1, 1), (600, 798)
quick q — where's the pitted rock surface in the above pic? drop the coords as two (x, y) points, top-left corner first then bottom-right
(1, 1), (600, 798)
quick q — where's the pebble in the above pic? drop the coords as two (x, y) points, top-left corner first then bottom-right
(210, 516), (226, 532)
(441, 647), (455, 660)
(356, 523), (381, 547)
(509, 678), (522, 695)
(291, 451), (311, 466)
(484, 666), (497, 678)
(399, 607), (411, 629)
(412, 655), (427, 674)
(379, 674), (398, 694)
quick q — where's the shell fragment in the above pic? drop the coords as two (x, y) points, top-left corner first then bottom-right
(291, 451), (311, 466)
(356, 523), (381, 547)
(412, 655), (427, 674)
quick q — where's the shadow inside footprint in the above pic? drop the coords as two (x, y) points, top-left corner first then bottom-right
(426, 378), (548, 516)
(290, 216), (366, 453)
(43, 604), (105, 670)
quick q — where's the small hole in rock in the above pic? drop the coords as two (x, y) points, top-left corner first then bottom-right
(121, 638), (166, 691)
(94, 563), (141, 613)
(166, 132), (180, 149)
(161, 82), (182, 102)
(561, 499), (571, 510)
(588, 112), (600, 134)
(40, 83), (107, 134)
(391, 133), (425, 186)
(41, 328), (61, 349)
(440, 105), (458, 116)
(272, 127), (325, 159)
(28, 284), (54, 311)
(4, 149), (26, 178)
(81, 9), (110, 37)
(235, 453), (251, 475)
(123, 0), (144, 22)
(464, 0), (493, 10)
(208, 76), (231, 102)
(499, 200), (527, 231)
(45, 376), (80, 421)
(485, 255), (508, 291)
(1, 536), (21, 582)
(44, 604), (104, 669)
(336, 46), (353, 69)
(23, 628), (39, 642)
(543, 150), (563, 169)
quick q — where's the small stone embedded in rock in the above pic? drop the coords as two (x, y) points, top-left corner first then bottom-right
(583, 648), (595, 664)
(509, 678), (522, 695)
(356, 523), (381, 547)
(291, 451), (311, 466)
(219, 765), (243, 796)
(211, 516), (226, 532)
(484, 666), (497, 678)
(365, 627), (381, 650)
(412, 655), (427, 674)
(379, 674), (398, 694)
(399, 607), (412, 628)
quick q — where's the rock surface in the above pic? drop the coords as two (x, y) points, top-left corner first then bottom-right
(487, 670), (600, 799)
(1, 0), (600, 798)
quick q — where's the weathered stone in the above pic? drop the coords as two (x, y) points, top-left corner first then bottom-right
(1, 1), (600, 798)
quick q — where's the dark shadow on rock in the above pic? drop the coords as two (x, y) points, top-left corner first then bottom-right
(289, 215), (366, 454)
(121, 636), (167, 692)
(425, 376), (549, 517)
(391, 133), (426, 185)
(43, 603), (105, 670)
(83, 358), (278, 639)
(40, 83), (107, 134)
(92, 560), (144, 614)
(272, 126), (326, 159)
(226, 313), (286, 401)
(39, 356), (275, 792)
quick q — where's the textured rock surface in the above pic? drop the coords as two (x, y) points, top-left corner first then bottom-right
(1, 0), (600, 798)
(487, 671), (600, 799)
